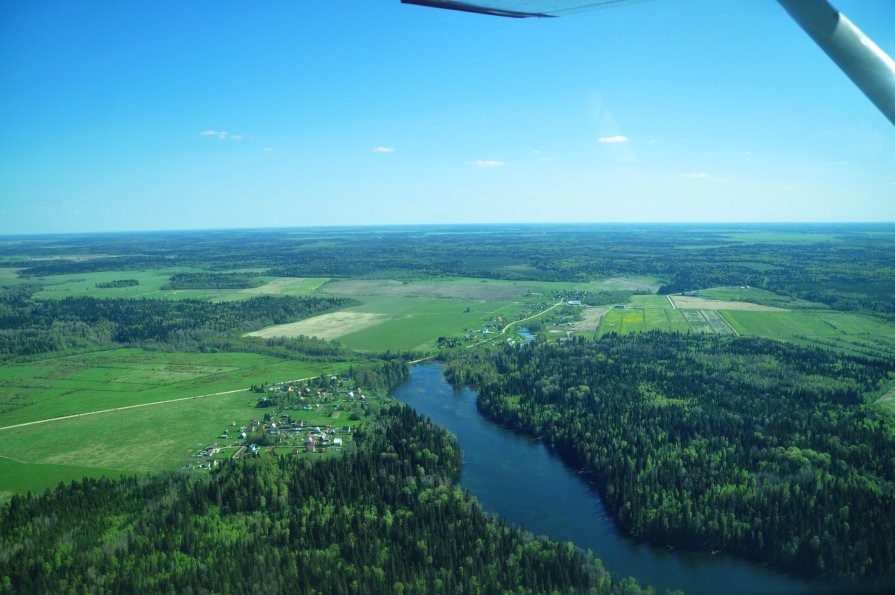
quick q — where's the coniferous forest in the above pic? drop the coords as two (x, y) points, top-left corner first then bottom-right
(0, 405), (650, 594)
(0, 285), (353, 358)
(445, 334), (895, 582)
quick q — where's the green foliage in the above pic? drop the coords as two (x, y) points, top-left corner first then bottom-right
(162, 272), (263, 290)
(94, 279), (139, 288)
(8, 225), (895, 317)
(446, 334), (895, 581)
(0, 405), (649, 594)
(0, 286), (353, 357)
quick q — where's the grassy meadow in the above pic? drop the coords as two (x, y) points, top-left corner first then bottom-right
(593, 289), (895, 359)
(16, 268), (329, 301)
(0, 348), (355, 427)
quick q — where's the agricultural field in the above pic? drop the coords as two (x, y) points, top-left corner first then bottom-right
(721, 310), (895, 358)
(0, 348), (354, 427)
(10, 268), (328, 301)
(566, 306), (611, 334)
(0, 456), (127, 505)
(250, 294), (526, 352)
(247, 312), (389, 341)
(321, 278), (532, 300)
(878, 386), (895, 413)
(697, 286), (827, 310)
(0, 388), (263, 504)
(0, 350), (372, 504)
(573, 276), (663, 293)
(598, 307), (690, 335)
(321, 275), (661, 301)
(670, 295), (786, 311)
(679, 309), (737, 335)
(596, 291), (895, 359)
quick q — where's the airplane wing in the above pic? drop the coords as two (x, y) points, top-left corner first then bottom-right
(402, 0), (895, 126)
(400, 0), (643, 18)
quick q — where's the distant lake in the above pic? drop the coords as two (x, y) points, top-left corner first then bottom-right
(392, 363), (850, 595)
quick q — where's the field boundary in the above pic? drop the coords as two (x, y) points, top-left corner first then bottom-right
(0, 374), (318, 432)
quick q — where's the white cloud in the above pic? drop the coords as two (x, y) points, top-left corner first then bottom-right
(372, 146), (395, 153)
(597, 135), (629, 144)
(263, 147), (275, 152)
(199, 130), (241, 140)
(475, 160), (504, 168)
(679, 172), (710, 179)
(648, 139), (660, 144)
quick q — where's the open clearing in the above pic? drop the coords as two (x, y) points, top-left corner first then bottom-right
(878, 386), (895, 413)
(237, 276), (328, 297)
(0, 348), (353, 427)
(16, 268), (327, 302)
(722, 310), (895, 357)
(249, 294), (526, 352)
(580, 276), (663, 293)
(568, 307), (611, 334)
(321, 278), (532, 300)
(247, 311), (388, 340)
(670, 295), (787, 311)
(698, 286), (827, 310)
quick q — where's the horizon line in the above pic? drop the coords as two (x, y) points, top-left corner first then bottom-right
(3, 220), (895, 239)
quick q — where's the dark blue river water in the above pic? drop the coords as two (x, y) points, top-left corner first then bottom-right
(392, 363), (841, 595)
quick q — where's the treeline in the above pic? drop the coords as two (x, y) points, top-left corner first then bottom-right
(0, 405), (653, 594)
(95, 279), (139, 288)
(162, 272), (263, 290)
(10, 225), (895, 317)
(445, 334), (895, 582)
(0, 285), (353, 358)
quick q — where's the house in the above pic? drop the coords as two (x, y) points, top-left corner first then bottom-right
(333, 438), (343, 446)
(567, 300), (582, 306)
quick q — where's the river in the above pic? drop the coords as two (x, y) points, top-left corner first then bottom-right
(392, 363), (840, 595)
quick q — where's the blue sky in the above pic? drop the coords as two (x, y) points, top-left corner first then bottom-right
(1, 0), (893, 234)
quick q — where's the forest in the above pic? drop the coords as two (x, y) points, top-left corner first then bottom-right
(445, 334), (895, 582)
(6, 224), (895, 317)
(162, 272), (264, 290)
(0, 404), (652, 595)
(0, 284), (353, 358)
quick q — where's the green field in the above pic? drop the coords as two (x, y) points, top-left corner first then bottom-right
(697, 286), (828, 310)
(878, 386), (895, 413)
(0, 389), (264, 503)
(338, 295), (524, 352)
(12, 268), (329, 301)
(321, 275), (663, 301)
(598, 307), (690, 335)
(0, 348), (354, 427)
(722, 310), (895, 357)
(0, 348), (361, 502)
(0, 456), (127, 504)
(596, 298), (895, 357)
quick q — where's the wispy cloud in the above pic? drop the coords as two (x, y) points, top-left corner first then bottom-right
(263, 147), (275, 153)
(372, 146), (395, 153)
(597, 135), (629, 144)
(679, 172), (710, 179)
(475, 160), (504, 168)
(648, 139), (660, 145)
(199, 130), (242, 140)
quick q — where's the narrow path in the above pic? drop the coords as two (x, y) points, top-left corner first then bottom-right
(500, 300), (565, 334)
(667, 295), (677, 309)
(0, 375), (319, 432)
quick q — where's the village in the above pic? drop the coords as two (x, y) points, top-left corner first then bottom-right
(184, 374), (387, 471)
